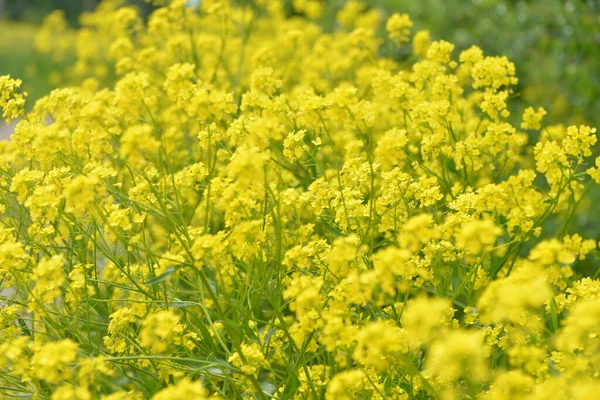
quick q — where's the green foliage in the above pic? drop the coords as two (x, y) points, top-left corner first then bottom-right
(368, 0), (600, 126)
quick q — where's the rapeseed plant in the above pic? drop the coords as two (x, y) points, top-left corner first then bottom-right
(0, 0), (599, 398)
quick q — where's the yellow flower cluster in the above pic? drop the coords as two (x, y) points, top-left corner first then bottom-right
(1, 0), (600, 398)
(0, 75), (26, 123)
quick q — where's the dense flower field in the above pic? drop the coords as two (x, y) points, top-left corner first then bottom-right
(1, 0), (600, 399)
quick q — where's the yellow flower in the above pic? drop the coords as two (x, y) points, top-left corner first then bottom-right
(152, 378), (209, 400)
(455, 217), (503, 254)
(139, 310), (184, 353)
(427, 40), (455, 65)
(556, 297), (600, 355)
(352, 320), (407, 370)
(412, 29), (431, 57)
(471, 56), (518, 89)
(228, 343), (267, 376)
(326, 370), (368, 400)
(29, 255), (66, 309)
(31, 339), (79, 384)
(521, 106), (547, 130)
(283, 130), (307, 162)
(563, 125), (597, 159)
(0, 75), (27, 123)
(425, 330), (490, 384)
(402, 296), (452, 348)
(477, 264), (552, 328)
(386, 13), (413, 45)
(51, 385), (91, 400)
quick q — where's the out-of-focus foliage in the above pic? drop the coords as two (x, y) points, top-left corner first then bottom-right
(1, 0), (155, 24)
(2, 0), (88, 25)
(331, 0), (600, 127)
(0, 1), (152, 104)
(0, 21), (74, 102)
(1, 0), (599, 119)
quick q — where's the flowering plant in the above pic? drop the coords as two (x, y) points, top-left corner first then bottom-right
(1, 1), (600, 399)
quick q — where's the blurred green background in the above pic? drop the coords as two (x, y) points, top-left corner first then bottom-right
(1, 0), (95, 23)
(0, 0), (598, 126)
(0, 1), (91, 101)
(361, 0), (599, 127)
(0, 0), (154, 101)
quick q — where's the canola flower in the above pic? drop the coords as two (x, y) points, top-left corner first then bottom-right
(1, 0), (600, 398)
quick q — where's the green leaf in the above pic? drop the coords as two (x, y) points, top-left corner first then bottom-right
(144, 267), (177, 286)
